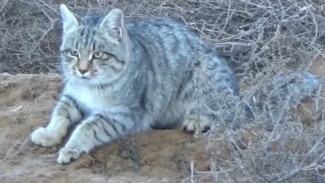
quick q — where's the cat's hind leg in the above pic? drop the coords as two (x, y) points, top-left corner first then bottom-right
(182, 112), (212, 134)
(182, 89), (244, 134)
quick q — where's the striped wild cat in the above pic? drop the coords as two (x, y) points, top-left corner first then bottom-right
(30, 4), (320, 164)
(31, 4), (240, 164)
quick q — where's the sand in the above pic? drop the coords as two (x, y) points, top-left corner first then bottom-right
(0, 73), (211, 183)
(1, 59), (324, 182)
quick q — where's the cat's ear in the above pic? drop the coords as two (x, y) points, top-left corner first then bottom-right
(60, 4), (78, 33)
(100, 9), (125, 41)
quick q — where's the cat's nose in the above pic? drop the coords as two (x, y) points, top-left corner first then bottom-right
(78, 69), (88, 74)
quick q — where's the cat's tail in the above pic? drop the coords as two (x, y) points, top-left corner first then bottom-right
(242, 72), (321, 121)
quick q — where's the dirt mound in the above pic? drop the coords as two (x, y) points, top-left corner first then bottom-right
(0, 74), (211, 183)
(1, 60), (325, 182)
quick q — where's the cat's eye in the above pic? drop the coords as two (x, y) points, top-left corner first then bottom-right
(69, 50), (79, 57)
(93, 52), (104, 59)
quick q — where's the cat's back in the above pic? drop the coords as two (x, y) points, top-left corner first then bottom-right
(126, 18), (201, 73)
(126, 18), (197, 39)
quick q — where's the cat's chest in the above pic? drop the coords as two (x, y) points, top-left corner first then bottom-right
(64, 83), (115, 114)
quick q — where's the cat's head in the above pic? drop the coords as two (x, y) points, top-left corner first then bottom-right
(59, 4), (130, 85)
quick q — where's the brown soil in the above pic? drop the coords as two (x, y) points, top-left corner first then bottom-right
(0, 60), (324, 183)
(0, 73), (211, 183)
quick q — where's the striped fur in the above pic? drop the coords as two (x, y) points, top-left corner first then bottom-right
(31, 4), (239, 164)
(30, 4), (320, 164)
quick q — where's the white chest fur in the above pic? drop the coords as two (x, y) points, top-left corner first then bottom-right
(64, 81), (114, 115)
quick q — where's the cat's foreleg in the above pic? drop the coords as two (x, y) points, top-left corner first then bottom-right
(31, 95), (82, 147)
(57, 112), (143, 164)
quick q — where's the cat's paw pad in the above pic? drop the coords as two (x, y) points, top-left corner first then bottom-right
(183, 116), (211, 134)
(31, 127), (61, 147)
(57, 147), (82, 164)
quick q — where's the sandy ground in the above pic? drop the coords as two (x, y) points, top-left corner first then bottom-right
(0, 73), (212, 183)
(1, 60), (325, 183)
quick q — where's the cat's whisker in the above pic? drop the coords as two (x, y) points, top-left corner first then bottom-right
(96, 78), (103, 96)
(62, 75), (71, 83)
(92, 80), (98, 93)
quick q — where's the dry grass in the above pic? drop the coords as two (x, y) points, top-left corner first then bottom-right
(1, 0), (325, 182)
(1, 0), (325, 75)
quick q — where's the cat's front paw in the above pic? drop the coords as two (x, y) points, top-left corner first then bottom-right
(31, 127), (61, 147)
(57, 147), (82, 164)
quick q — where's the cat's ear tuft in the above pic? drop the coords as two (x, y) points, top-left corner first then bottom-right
(60, 4), (78, 33)
(100, 9), (125, 41)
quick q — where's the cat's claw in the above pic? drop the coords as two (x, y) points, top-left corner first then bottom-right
(31, 127), (61, 147)
(57, 147), (82, 164)
(182, 116), (211, 134)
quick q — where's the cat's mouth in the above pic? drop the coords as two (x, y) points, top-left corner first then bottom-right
(73, 74), (92, 80)
(74, 71), (92, 80)
(80, 76), (91, 80)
